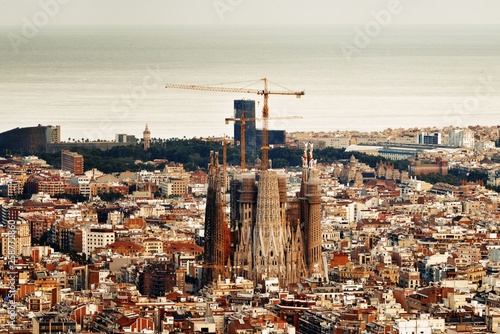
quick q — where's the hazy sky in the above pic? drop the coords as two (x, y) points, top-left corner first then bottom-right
(0, 0), (499, 26)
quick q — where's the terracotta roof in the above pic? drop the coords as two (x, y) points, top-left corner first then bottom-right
(106, 241), (143, 250)
(232, 318), (253, 330)
(164, 242), (203, 253)
(166, 291), (190, 300)
(116, 316), (137, 327)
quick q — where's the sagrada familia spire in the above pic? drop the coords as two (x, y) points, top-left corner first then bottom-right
(252, 170), (288, 284)
(231, 144), (325, 286)
(300, 143), (324, 278)
(203, 151), (230, 284)
(207, 143), (325, 288)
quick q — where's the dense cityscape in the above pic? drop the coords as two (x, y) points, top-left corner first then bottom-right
(1, 97), (500, 333)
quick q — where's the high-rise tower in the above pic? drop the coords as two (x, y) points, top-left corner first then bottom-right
(61, 150), (84, 175)
(143, 124), (151, 150)
(234, 100), (257, 164)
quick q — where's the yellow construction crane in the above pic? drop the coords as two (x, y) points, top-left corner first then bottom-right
(165, 78), (304, 171)
(224, 112), (303, 170)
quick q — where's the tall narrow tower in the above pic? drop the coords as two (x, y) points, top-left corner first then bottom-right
(204, 152), (218, 283)
(143, 124), (151, 150)
(301, 143), (324, 278)
(203, 151), (230, 284)
(233, 173), (257, 280)
(234, 100), (257, 164)
(253, 170), (287, 285)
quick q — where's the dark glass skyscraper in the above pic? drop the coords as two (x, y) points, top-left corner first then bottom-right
(234, 100), (257, 164)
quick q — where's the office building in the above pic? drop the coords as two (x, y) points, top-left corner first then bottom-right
(0, 124), (60, 153)
(115, 133), (137, 143)
(1, 219), (31, 256)
(33, 313), (76, 334)
(418, 132), (441, 145)
(61, 150), (84, 175)
(449, 129), (475, 148)
(234, 100), (257, 164)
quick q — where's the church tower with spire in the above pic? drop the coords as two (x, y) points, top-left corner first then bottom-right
(300, 143), (325, 279)
(143, 124), (151, 150)
(210, 141), (325, 288)
(252, 170), (287, 286)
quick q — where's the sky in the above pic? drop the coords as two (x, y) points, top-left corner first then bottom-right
(0, 0), (499, 26)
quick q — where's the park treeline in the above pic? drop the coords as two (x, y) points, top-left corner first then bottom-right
(418, 169), (489, 187)
(39, 138), (408, 174)
(37, 138), (491, 188)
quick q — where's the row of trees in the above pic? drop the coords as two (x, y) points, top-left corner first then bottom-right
(40, 140), (410, 173)
(40, 139), (235, 173)
(39, 139), (495, 189)
(414, 173), (461, 186)
(34, 138), (500, 198)
(414, 168), (490, 188)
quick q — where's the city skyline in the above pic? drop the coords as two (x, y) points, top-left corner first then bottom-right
(0, 2), (498, 140)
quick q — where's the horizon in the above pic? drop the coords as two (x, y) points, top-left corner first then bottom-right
(2, 23), (500, 27)
(1, 1), (500, 25)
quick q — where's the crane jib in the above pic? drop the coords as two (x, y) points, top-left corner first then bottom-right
(165, 80), (304, 171)
(165, 85), (304, 97)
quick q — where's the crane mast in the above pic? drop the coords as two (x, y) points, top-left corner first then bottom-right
(225, 113), (303, 170)
(166, 78), (304, 170)
(262, 78), (270, 171)
(225, 110), (249, 171)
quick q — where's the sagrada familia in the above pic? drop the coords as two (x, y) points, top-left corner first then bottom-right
(203, 143), (326, 288)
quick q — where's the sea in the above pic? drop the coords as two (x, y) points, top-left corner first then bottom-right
(0, 24), (499, 141)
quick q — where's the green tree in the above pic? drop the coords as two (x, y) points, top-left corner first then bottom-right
(271, 158), (290, 169)
(416, 173), (459, 186)
(99, 190), (124, 202)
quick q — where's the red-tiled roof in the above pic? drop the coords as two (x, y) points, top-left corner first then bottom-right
(106, 241), (143, 250)
(164, 242), (203, 253)
(116, 316), (137, 327)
